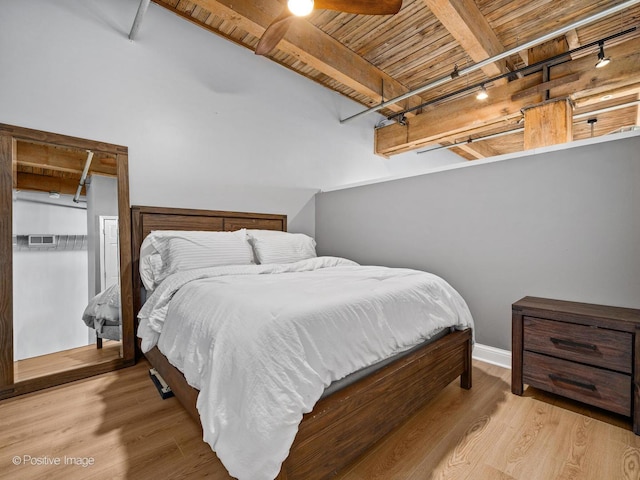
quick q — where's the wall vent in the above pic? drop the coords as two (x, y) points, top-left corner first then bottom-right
(28, 235), (57, 247)
(13, 235), (87, 251)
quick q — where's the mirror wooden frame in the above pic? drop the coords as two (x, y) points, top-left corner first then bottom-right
(0, 123), (135, 399)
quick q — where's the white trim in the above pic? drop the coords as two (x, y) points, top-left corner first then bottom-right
(472, 343), (511, 369)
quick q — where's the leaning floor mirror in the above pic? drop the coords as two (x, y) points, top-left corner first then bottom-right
(0, 123), (134, 399)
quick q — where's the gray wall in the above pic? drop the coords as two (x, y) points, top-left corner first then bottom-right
(316, 135), (640, 351)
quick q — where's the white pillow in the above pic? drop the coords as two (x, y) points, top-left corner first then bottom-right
(249, 230), (317, 264)
(140, 252), (164, 291)
(140, 230), (254, 288)
(139, 235), (164, 291)
(246, 229), (289, 263)
(247, 229), (289, 238)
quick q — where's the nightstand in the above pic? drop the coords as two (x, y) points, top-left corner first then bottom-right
(512, 296), (640, 434)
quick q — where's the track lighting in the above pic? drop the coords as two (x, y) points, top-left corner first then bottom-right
(587, 118), (598, 137)
(595, 41), (610, 68)
(288, 0), (314, 16)
(476, 85), (488, 100)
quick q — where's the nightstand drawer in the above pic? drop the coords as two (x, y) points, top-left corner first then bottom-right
(523, 351), (631, 416)
(523, 316), (632, 373)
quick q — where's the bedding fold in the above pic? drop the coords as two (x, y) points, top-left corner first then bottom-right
(82, 283), (121, 340)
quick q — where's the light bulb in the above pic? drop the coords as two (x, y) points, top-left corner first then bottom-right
(476, 86), (488, 100)
(288, 0), (314, 16)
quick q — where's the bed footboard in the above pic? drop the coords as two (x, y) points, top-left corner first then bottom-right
(276, 327), (473, 480)
(143, 328), (472, 480)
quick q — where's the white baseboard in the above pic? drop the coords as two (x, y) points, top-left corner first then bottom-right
(472, 343), (511, 369)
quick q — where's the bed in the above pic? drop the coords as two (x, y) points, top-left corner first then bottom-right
(82, 283), (121, 347)
(131, 205), (474, 480)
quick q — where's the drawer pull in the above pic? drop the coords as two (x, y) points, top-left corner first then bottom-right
(550, 337), (597, 351)
(548, 373), (597, 391)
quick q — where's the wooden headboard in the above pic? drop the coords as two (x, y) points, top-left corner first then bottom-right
(131, 205), (287, 350)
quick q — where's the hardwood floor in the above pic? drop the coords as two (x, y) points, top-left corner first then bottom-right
(14, 341), (122, 382)
(0, 359), (638, 480)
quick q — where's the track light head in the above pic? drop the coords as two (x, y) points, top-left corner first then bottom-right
(595, 41), (611, 68)
(476, 85), (488, 100)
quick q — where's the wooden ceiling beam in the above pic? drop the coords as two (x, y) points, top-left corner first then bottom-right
(429, 126), (524, 160)
(527, 37), (569, 65)
(16, 142), (117, 177)
(454, 137), (510, 159)
(375, 37), (640, 156)
(473, 132), (524, 158)
(423, 0), (509, 78)
(574, 83), (640, 109)
(152, 0), (423, 114)
(565, 29), (580, 50)
(15, 172), (80, 196)
(523, 98), (573, 149)
(376, 75), (538, 156)
(451, 143), (489, 159)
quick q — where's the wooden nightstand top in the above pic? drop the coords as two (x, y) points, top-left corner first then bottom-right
(513, 296), (640, 331)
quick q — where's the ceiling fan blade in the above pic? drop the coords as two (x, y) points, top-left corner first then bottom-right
(255, 9), (296, 56)
(256, 0), (401, 55)
(315, 0), (402, 15)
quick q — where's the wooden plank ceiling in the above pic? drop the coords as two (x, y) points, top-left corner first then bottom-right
(152, 0), (640, 159)
(14, 141), (117, 196)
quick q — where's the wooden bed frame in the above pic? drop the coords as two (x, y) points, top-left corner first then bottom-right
(131, 205), (473, 480)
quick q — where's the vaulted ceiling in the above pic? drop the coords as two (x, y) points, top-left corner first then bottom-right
(149, 0), (639, 159)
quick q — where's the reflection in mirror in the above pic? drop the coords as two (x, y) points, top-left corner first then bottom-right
(12, 140), (122, 382)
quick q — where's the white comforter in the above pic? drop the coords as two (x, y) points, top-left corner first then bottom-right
(138, 257), (473, 480)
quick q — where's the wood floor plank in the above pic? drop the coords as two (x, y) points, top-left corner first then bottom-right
(554, 414), (593, 480)
(621, 446), (640, 480)
(462, 464), (518, 479)
(0, 359), (638, 480)
(14, 342), (122, 382)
